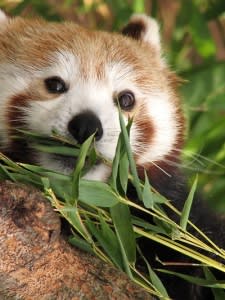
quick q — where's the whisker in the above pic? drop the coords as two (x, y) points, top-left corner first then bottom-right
(7, 102), (52, 114)
(184, 151), (225, 170)
(172, 148), (225, 170)
(150, 161), (172, 177)
(162, 156), (224, 175)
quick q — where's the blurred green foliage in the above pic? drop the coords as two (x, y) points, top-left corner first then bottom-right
(0, 0), (225, 210)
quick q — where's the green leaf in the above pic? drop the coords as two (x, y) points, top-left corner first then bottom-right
(33, 144), (80, 156)
(203, 267), (225, 299)
(110, 116), (131, 194)
(98, 215), (124, 268)
(142, 172), (166, 209)
(86, 217), (123, 269)
(142, 172), (154, 209)
(119, 151), (129, 194)
(71, 134), (94, 201)
(157, 269), (225, 289)
(110, 203), (136, 265)
(181, 62), (225, 108)
(48, 177), (72, 200)
(79, 180), (119, 207)
(118, 109), (142, 200)
(204, 1), (225, 20)
(69, 234), (94, 254)
(149, 267), (169, 298)
(0, 163), (16, 181)
(9, 173), (43, 187)
(137, 245), (169, 297)
(180, 175), (198, 230)
(19, 163), (55, 174)
(132, 217), (168, 235)
(41, 177), (50, 189)
(110, 134), (122, 192)
(141, 251), (169, 297)
(60, 205), (91, 241)
(189, 3), (216, 58)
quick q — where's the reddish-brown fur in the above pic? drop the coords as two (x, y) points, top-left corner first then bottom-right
(1, 14), (185, 180)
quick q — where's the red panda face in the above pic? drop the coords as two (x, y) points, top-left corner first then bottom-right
(0, 12), (184, 181)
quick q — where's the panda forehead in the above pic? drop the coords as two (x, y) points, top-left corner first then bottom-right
(45, 50), (140, 89)
(42, 51), (79, 82)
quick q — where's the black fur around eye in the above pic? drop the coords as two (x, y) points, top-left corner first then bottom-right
(44, 76), (68, 94)
(117, 90), (135, 111)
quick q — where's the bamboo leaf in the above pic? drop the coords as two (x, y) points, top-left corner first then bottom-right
(86, 217), (123, 269)
(110, 202), (136, 264)
(71, 134), (94, 201)
(134, 227), (225, 273)
(119, 151), (129, 194)
(180, 175), (198, 230)
(118, 109), (142, 200)
(33, 144), (80, 156)
(142, 171), (154, 209)
(0, 163), (17, 181)
(203, 267), (225, 299)
(60, 205), (91, 241)
(148, 267), (169, 297)
(132, 217), (168, 235)
(138, 245), (169, 297)
(157, 269), (225, 289)
(69, 234), (94, 254)
(110, 134), (121, 192)
(48, 177), (72, 200)
(79, 180), (119, 207)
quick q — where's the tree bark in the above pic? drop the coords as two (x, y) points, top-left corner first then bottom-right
(0, 181), (152, 300)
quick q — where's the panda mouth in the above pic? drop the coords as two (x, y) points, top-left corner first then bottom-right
(25, 130), (101, 174)
(50, 152), (102, 174)
(52, 154), (77, 171)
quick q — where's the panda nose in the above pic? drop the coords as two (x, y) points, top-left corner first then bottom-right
(68, 111), (103, 144)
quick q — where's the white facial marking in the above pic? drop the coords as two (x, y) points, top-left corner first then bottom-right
(26, 51), (78, 136)
(83, 164), (111, 182)
(22, 52), (127, 180)
(1, 42), (179, 181)
(131, 93), (179, 165)
(0, 9), (7, 24)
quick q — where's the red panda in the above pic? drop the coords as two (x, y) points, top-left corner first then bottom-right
(0, 10), (224, 300)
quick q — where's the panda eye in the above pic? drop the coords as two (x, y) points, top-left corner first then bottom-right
(117, 90), (135, 111)
(44, 76), (68, 94)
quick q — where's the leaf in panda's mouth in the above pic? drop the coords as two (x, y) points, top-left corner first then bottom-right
(51, 151), (102, 174)
(15, 129), (103, 174)
(15, 129), (79, 150)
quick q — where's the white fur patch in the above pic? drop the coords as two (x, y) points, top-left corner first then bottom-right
(42, 51), (78, 85)
(25, 51), (78, 136)
(1, 45), (179, 181)
(83, 164), (111, 182)
(23, 52), (125, 179)
(133, 93), (178, 165)
(0, 9), (7, 24)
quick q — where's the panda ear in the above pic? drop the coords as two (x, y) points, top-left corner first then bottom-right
(121, 14), (161, 51)
(0, 9), (8, 25)
(0, 9), (8, 21)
